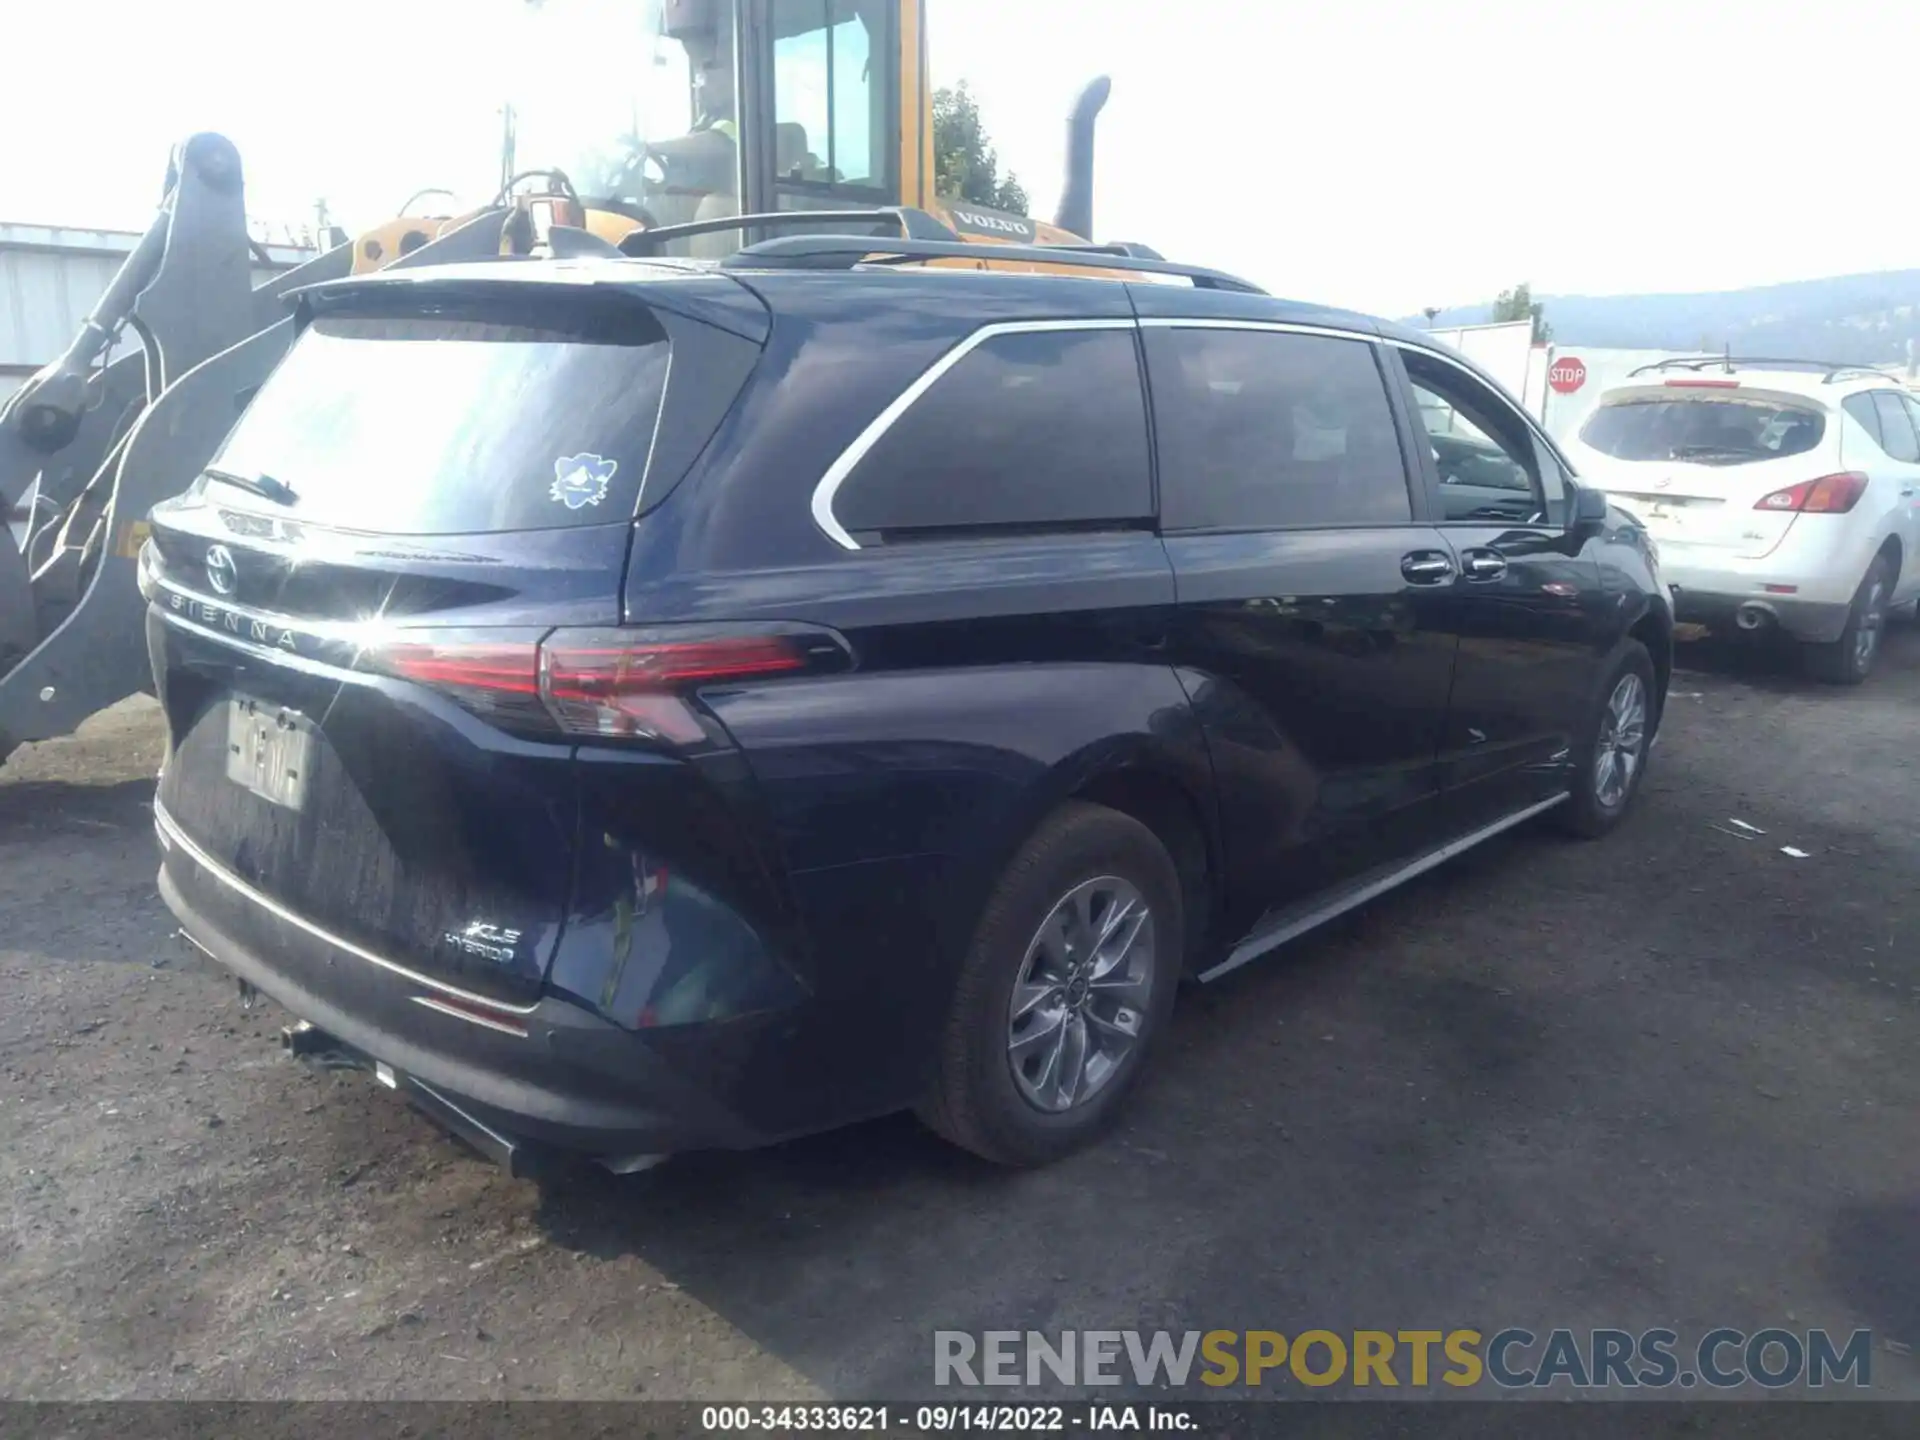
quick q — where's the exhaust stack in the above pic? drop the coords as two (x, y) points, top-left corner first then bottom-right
(1054, 76), (1112, 241)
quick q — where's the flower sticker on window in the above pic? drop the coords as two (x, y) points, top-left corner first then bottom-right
(550, 453), (618, 510)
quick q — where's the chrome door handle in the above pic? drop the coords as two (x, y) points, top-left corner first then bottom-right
(1401, 552), (1454, 584)
(1462, 550), (1508, 582)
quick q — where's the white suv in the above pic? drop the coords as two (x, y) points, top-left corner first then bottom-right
(1562, 359), (1920, 683)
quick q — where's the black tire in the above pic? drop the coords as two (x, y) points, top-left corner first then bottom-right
(1555, 640), (1657, 839)
(1806, 555), (1894, 686)
(918, 801), (1183, 1167)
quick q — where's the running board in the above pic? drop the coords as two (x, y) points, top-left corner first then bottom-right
(1199, 792), (1569, 984)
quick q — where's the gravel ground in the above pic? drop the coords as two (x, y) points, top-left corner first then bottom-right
(0, 630), (1915, 1402)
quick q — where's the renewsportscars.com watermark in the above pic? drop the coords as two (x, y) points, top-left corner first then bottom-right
(934, 1328), (1875, 1391)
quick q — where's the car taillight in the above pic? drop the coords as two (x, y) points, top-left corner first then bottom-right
(370, 627), (839, 745)
(379, 639), (549, 728)
(1664, 378), (1740, 389)
(541, 633), (808, 743)
(1753, 471), (1868, 514)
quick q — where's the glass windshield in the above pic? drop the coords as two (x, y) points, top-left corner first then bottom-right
(1579, 395), (1826, 465)
(506, 0), (738, 227)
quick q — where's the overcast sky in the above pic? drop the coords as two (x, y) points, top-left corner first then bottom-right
(5, 0), (1918, 317)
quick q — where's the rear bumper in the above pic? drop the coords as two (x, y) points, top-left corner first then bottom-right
(1656, 522), (1883, 642)
(155, 803), (767, 1163)
(1668, 584), (1851, 643)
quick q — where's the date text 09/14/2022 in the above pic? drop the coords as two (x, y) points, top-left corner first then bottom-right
(700, 1404), (1196, 1431)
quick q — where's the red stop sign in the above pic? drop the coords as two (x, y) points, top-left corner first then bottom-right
(1549, 356), (1587, 394)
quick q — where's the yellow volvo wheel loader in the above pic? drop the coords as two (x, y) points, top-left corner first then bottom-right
(0, 0), (1120, 765)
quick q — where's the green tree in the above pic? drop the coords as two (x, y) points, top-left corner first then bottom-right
(1492, 282), (1553, 343)
(933, 81), (1029, 215)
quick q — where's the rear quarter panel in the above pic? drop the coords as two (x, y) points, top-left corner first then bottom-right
(690, 533), (1213, 1124)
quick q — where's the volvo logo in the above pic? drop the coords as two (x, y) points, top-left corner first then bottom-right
(950, 207), (1034, 238)
(204, 544), (237, 596)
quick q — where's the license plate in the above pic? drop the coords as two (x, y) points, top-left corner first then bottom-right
(1643, 504), (1685, 532)
(225, 696), (314, 811)
(1637, 500), (1704, 539)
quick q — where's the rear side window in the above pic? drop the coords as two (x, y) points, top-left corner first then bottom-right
(831, 327), (1151, 537)
(208, 313), (670, 535)
(1146, 328), (1411, 530)
(1843, 393), (1885, 446)
(1578, 394), (1825, 465)
(1869, 391), (1920, 463)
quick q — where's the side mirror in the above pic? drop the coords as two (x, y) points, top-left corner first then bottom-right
(1568, 482), (1609, 543)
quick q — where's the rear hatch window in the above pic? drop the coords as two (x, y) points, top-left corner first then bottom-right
(209, 309), (670, 534)
(1579, 392), (1826, 466)
(1576, 387), (1837, 559)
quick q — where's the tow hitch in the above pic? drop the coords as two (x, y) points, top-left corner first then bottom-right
(281, 1018), (358, 1064)
(278, 1020), (574, 1179)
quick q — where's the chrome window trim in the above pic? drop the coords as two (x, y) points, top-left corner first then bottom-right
(154, 801), (542, 1016)
(808, 317), (1140, 551)
(1135, 316), (1379, 344)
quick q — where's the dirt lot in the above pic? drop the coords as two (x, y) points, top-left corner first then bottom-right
(1, 631), (1916, 1402)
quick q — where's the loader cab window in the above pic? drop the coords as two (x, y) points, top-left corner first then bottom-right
(503, 0), (744, 250)
(771, 0), (895, 200)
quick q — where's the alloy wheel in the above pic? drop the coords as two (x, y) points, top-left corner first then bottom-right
(1006, 876), (1155, 1114)
(1593, 672), (1647, 811)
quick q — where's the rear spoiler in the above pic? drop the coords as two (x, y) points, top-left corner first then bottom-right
(285, 260), (772, 345)
(1590, 382), (1834, 412)
(1631, 356), (1890, 385)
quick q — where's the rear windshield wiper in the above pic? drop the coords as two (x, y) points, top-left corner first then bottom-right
(204, 466), (298, 505)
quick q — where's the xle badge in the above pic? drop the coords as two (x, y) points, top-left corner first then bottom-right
(550, 453), (618, 510)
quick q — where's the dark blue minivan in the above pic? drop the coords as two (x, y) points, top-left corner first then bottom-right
(143, 238), (1670, 1170)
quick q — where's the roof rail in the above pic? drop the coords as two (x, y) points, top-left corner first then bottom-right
(723, 233), (1267, 293)
(1050, 240), (1167, 261)
(619, 206), (958, 257)
(1628, 355), (1892, 384)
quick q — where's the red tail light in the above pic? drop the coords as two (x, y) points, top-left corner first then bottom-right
(380, 640), (547, 728)
(1754, 471), (1868, 514)
(371, 628), (834, 744)
(541, 634), (808, 743)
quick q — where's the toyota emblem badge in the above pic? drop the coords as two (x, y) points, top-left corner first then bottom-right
(205, 544), (238, 596)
